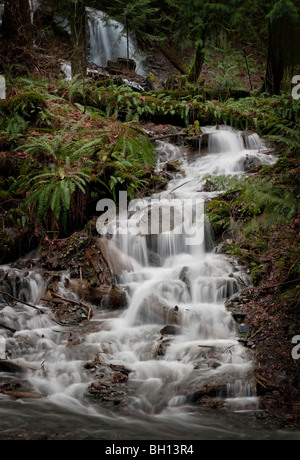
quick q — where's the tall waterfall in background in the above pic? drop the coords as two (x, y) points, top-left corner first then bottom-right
(87, 8), (147, 76)
(0, 2), (146, 79)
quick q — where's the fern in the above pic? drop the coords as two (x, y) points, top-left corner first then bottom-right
(25, 168), (91, 231)
(113, 132), (157, 166)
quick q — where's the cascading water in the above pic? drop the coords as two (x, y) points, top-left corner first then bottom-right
(87, 8), (146, 76)
(61, 8), (147, 80)
(1, 127), (295, 440)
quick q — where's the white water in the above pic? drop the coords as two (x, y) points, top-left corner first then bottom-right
(61, 8), (147, 80)
(87, 8), (146, 76)
(1, 127), (297, 440)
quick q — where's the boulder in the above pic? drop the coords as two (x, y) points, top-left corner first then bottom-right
(146, 72), (164, 91)
(160, 325), (181, 336)
(244, 154), (262, 171)
(166, 159), (181, 172)
(94, 238), (134, 277)
(136, 294), (182, 325)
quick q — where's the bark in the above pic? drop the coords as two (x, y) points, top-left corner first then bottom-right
(187, 39), (206, 84)
(264, 15), (300, 95)
(70, 0), (87, 78)
(0, 0), (34, 71)
(264, 21), (284, 95)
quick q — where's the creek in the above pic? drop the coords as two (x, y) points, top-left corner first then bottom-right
(0, 127), (298, 440)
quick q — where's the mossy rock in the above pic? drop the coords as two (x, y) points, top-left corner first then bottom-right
(146, 72), (164, 91)
(0, 91), (46, 121)
(250, 263), (266, 286)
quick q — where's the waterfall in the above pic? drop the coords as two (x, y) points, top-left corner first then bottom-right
(87, 8), (146, 76)
(0, 127), (282, 439)
(59, 8), (147, 80)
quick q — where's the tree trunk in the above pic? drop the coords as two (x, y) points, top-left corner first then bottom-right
(264, 21), (284, 95)
(264, 14), (300, 95)
(0, 0), (34, 72)
(188, 39), (206, 84)
(70, 0), (87, 79)
(126, 18), (130, 64)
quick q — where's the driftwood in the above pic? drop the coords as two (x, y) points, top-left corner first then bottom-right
(198, 345), (217, 349)
(0, 289), (44, 313)
(0, 360), (35, 373)
(148, 131), (187, 141)
(0, 319), (16, 333)
(67, 279), (128, 310)
(0, 390), (44, 399)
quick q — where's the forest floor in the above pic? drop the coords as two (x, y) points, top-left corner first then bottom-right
(226, 215), (300, 430)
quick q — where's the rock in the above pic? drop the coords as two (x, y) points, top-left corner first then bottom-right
(179, 267), (191, 295)
(116, 58), (136, 72)
(188, 384), (228, 403)
(137, 294), (182, 325)
(94, 238), (134, 277)
(239, 323), (251, 334)
(106, 58), (137, 74)
(146, 72), (164, 91)
(166, 159), (181, 172)
(86, 356), (133, 408)
(231, 310), (247, 324)
(160, 325), (181, 336)
(244, 154), (262, 171)
(199, 133), (209, 154)
(147, 248), (163, 267)
(156, 337), (172, 358)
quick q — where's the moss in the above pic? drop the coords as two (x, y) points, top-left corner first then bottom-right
(0, 91), (46, 121)
(250, 262), (266, 286)
(206, 200), (232, 235)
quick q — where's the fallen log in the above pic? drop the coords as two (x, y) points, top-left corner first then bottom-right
(148, 131), (187, 141)
(0, 360), (35, 373)
(0, 319), (16, 333)
(0, 390), (44, 399)
(198, 345), (217, 349)
(188, 384), (228, 403)
(67, 279), (128, 310)
(0, 290), (44, 313)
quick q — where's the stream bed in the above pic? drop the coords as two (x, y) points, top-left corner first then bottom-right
(0, 127), (299, 440)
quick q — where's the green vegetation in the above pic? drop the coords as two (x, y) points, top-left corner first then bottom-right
(205, 155), (299, 291)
